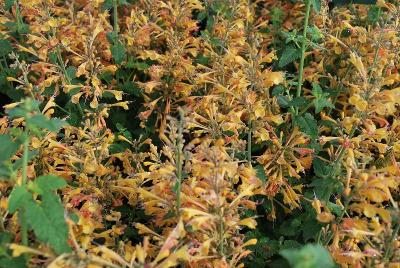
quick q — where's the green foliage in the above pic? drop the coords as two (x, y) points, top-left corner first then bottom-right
(111, 42), (127, 65)
(0, 135), (20, 164)
(254, 165), (267, 183)
(3, 99), (71, 256)
(9, 176), (71, 254)
(311, 83), (334, 114)
(294, 113), (318, 139)
(279, 46), (301, 68)
(280, 244), (335, 268)
(5, 0), (15, 11)
(311, 0), (321, 13)
(0, 233), (27, 268)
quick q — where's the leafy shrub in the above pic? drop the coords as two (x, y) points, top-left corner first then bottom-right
(0, 0), (399, 267)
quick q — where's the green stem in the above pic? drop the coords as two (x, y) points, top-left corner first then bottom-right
(247, 121), (252, 166)
(316, 229), (322, 244)
(20, 211), (28, 246)
(383, 223), (400, 263)
(21, 134), (28, 186)
(113, 0), (119, 37)
(296, 0), (312, 114)
(15, 1), (22, 34)
(219, 213), (224, 256)
(56, 47), (84, 117)
(20, 130), (29, 246)
(175, 111), (184, 214)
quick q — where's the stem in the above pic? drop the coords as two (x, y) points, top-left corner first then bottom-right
(21, 136), (28, 186)
(316, 229), (322, 244)
(296, 0), (312, 114)
(383, 223), (400, 263)
(113, 0), (119, 37)
(247, 121), (252, 166)
(175, 111), (184, 214)
(20, 129), (29, 246)
(219, 212), (224, 256)
(15, 1), (22, 34)
(56, 47), (84, 117)
(20, 212), (28, 246)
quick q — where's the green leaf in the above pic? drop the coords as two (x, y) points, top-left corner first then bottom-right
(288, 97), (310, 109)
(126, 60), (150, 70)
(281, 240), (302, 250)
(101, 0), (113, 10)
(279, 218), (302, 237)
(313, 98), (334, 114)
(111, 42), (126, 65)
(27, 114), (67, 132)
(311, 83), (323, 98)
(254, 165), (267, 183)
(280, 244), (334, 268)
(30, 175), (67, 195)
(310, 177), (343, 201)
(277, 96), (290, 108)
(69, 213), (79, 223)
(8, 186), (30, 213)
(311, 0), (321, 13)
(294, 113), (318, 139)
(0, 233), (27, 267)
(26, 194), (71, 254)
(0, 40), (13, 57)
(301, 217), (322, 242)
(194, 54), (210, 66)
(272, 85), (285, 96)
(326, 202), (343, 216)
(0, 135), (20, 163)
(279, 46), (300, 68)
(0, 255), (27, 268)
(312, 83), (334, 113)
(5, 0), (15, 11)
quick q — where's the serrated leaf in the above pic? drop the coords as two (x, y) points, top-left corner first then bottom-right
(294, 113), (318, 139)
(5, 0), (15, 11)
(126, 60), (150, 70)
(0, 40), (13, 57)
(101, 0), (113, 10)
(27, 114), (67, 132)
(313, 98), (334, 113)
(288, 97), (310, 108)
(32, 175), (67, 194)
(301, 218), (322, 242)
(277, 96), (289, 108)
(326, 202), (342, 216)
(311, 83), (323, 97)
(272, 85), (285, 96)
(26, 194), (71, 254)
(0, 134), (20, 163)
(8, 186), (30, 213)
(111, 42), (126, 65)
(312, 83), (334, 113)
(312, 158), (333, 178)
(254, 165), (267, 182)
(310, 177), (343, 201)
(312, 0), (321, 13)
(279, 46), (300, 68)
(280, 244), (334, 268)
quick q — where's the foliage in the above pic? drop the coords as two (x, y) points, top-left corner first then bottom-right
(0, 0), (399, 267)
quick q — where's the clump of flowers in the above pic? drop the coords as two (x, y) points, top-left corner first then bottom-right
(0, 0), (399, 267)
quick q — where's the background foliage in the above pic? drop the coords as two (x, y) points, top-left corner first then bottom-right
(0, 0), (399, 267)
